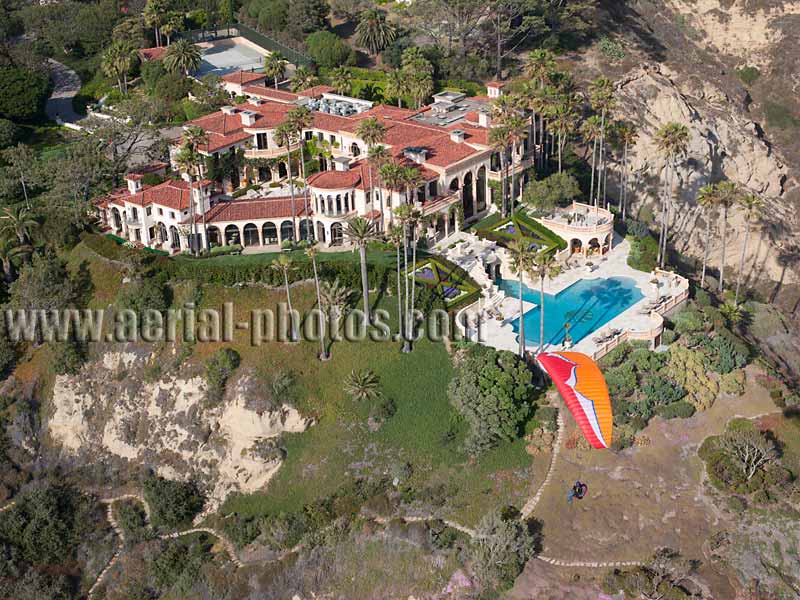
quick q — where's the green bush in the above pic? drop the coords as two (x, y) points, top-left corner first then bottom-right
(708, 333), (747, 374)
(50, 338), (86, 375)
(598, 36), (626, 60)
(661, 329), (677, 345)
(535, 406), (559, 432)
(598, 342), (632, 369)
(735, 66), (760, 86)
(627, 234), (658, 272)
(306, 31), (356, 68)
(656, 400), (695, 420)
(673, 307), (704, 334)
(0, 119), (18, 150)
(208, 244), (243, 256)
(0, 67), (50, 122)
(142, 474), (204, 530)
(115, 499), (149, 543)
(205, 347), (241, 404)
(605, 363), (637, 398)
(694, 289), (711, 307)
(117, 277), (169, 316)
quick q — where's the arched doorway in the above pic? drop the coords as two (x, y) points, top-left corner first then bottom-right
(111, 207), (122, 231)
(330, 222), (343, 245)
(243, 223), (260, 246)
(462, 171), (474, 220)
(262, 222), (278, 244)
(316, 221), (326, 243)
(449, 177), (460, 194)
(588, 238), (600, 255)
(476, 166), (487, 212)
(258, 167), (272, 182)
(157, 222), (168, 244)
(570, 239), (582, 255)
(279, 220), (294, 241)
(224, 224), (240, 245)
(278, 162), (288, 179)
(169, 226), (180, 250)
(604, 233), (613, 253)
(350, 143), (361, 157)
(207, 226), (221, 247)
(299, 220), (313, 241)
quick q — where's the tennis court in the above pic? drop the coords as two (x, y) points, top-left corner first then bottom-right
(195, 37), (268, 77)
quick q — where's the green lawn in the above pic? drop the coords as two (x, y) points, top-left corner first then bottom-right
(172, 246), (403, 268)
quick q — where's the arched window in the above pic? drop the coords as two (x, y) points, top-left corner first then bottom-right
(280, 220), (294, 241)
(207, 226), (221, 247)
(262, 222), (278, 244)
(224, 225), (240, 246)
(243, 223), (260, 246)
(350, 143), (361, 157)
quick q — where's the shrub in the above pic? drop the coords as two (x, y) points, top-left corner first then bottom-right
(208, 244), (243, 256)
(306, 31), (356, 68)
(735, 66), (760, 86)
(205, 347), (241, 404)
(656, 400), (695, 420)
(708, 333), (747, 374)
(719, 370), (746, 395)
(0, 67), (50, 122)
(673, 307), (704, 334)
(630, 347), (666, 375)
(661, 329), (677, 345)
(694, 289), (711, 307)
(598, 36), (626, 60)
(114, 499), (149, 544)
(0, 119), (18, 150)
(627, 235), (658, 272)
(371, 396), (396, 421)
(50, 338), (86, 375)
(598, 342), (632, 369)
(535, 406), (559, 432)
(117, 277), (169, 316)
(625, 218), (649, 239)
(469, 508), (538, 591)
(642, 375), (685, 406)
(605, 363), (637, 398)
(142, 474), (204, 530)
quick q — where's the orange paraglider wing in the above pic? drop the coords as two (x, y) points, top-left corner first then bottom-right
(536, 351), (612, 449)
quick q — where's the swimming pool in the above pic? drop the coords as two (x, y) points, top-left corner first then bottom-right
(498, 276), (644, 346)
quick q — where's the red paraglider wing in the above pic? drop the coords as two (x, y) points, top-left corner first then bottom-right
(536, 351), (612, 449)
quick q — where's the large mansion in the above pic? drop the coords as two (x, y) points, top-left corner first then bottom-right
(95, 78), (537, 253)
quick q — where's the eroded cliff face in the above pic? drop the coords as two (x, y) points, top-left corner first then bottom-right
(46, 350), (311, 509)
(613, 63), (796, 286)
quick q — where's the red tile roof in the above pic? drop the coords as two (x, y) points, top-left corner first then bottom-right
(201, 197), (311, 223)
(222, 71), (267, 86)
(297, 85), (336, 98)
(138, 47), (167, 61)
(486, 81), (506, 88)
(307, 169), (362, 190)
(242, 85), (300, 103)
(102, 180), (213, 212)
(186, 101), (296, 152)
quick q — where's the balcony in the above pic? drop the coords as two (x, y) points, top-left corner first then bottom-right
(125, 215), (142, 227)
(244, 146), (295, 160)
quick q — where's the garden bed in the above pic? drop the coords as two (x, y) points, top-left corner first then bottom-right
(409, 256), (480, 311)
(475, 211), (566, 257)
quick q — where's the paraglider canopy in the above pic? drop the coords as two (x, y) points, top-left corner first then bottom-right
(537, 351), (612, 449)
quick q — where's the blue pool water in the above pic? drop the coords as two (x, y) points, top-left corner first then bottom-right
(498, 276), (644, 346)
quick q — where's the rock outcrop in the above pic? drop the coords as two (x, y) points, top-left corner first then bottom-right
(46, 350), (312, 509)
(613, 63), (796, 285)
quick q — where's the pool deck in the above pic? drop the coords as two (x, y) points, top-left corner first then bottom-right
(444, 231), (689, 359)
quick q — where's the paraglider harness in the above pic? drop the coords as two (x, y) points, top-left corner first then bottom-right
(567, 481), (588, 503)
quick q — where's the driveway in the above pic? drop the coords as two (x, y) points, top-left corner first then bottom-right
(45, 59), (82, 124)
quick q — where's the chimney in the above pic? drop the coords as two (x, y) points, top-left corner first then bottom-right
(126, 176), (142, 195)
(403, 147), (427, 164)
(478, 111), (491, 128)
(240, 110), (257, 126)
(332, 156), (349, 171)
(450, 130), (466, 143)
(220, 106), (237, 115)
(250, 98), (266, 106)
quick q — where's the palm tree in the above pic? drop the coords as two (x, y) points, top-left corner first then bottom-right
(531, 252), (561, 354)
(0, 205), (38, 246)
(734, 193), (762, 305)
(174, 144), (200, 254)
(263, 52), (288, 90)
(143, 0), (167, 47)
(379, 162), (404, 225)
(102, 41), (137, 95)
(183, 126), (209, 252)
(715, 181), (738, 292)
(287, 106), (314, 240)
(368, 145), (390, 230)
(489, 125), (512, 217)
(274, 123), (298, 241)
(589, 77), (615, 206)
(345, 216), (376, 326)
(388, 224), (405, 340)
(271, 254), (298, 341)
(355, 8), (397, 55)
(160, 12), (183, 46)
(0, 236), (29, 282)
(384, 69), (406, 108)
(400, 169), (423, 351)
(305, 246), (328, 360)
(343, 369), (382, 401)
(654, 122), (690, 268)
(320, 277), (352, 349)
(549, 96), (577, 174)
(617, 122), (638, 220)
(523, 49), (557, 170)
(505, 114), (528, 210)
(508, 239), (532, 357)
(289, 66), (317, 92)
(581, 115), (602, 202)
(164, 39), (201, 76)
(356, 117), (387, 230)
(696, 183), (718, 289)
(330, 67), (353, 96)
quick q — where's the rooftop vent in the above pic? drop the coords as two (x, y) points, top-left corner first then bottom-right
(450, 130), (466, 143)
(221, 106), (238, 115)
(240, 110), (257, 126)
